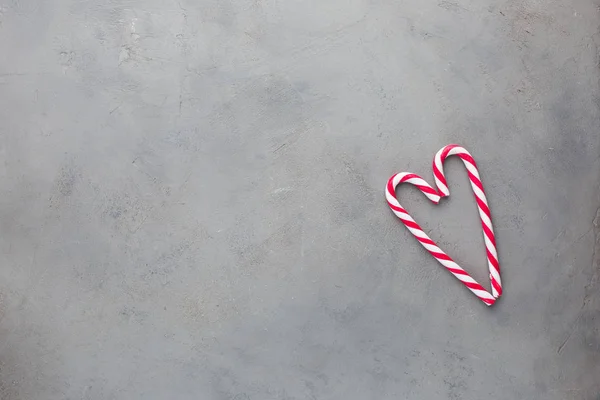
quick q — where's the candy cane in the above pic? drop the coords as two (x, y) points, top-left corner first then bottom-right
(385, 144), (502, 306)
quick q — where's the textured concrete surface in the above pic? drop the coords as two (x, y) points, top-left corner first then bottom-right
(1, 0), (600, 399)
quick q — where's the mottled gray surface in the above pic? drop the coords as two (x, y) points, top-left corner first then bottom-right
(1, 0), (599, 399)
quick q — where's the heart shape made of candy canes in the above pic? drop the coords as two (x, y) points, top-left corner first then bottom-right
(385, 144), (502, 306)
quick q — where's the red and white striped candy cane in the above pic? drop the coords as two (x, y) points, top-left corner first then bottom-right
(385, 144), (502, 306)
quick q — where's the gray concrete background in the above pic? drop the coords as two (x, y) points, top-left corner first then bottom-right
(1, 0), (599, 399)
